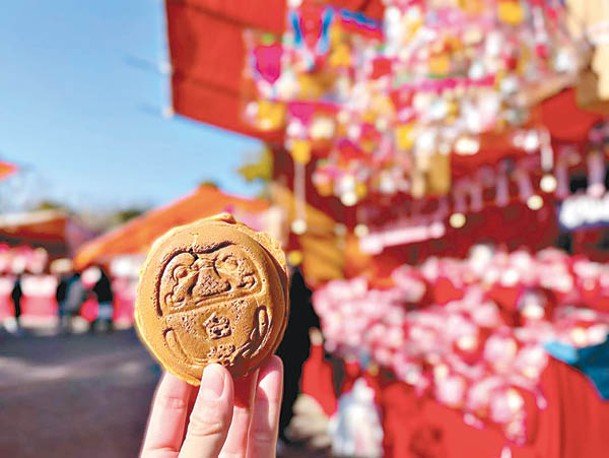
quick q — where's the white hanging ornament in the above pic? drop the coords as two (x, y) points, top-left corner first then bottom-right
(450, 213), (467, 229)
(354, 224), (369, 238)
(527, 195), (544, 211)
(540, 174), (558, 193)
(291, 218), (307, 235)
(450, 181), (469, 229)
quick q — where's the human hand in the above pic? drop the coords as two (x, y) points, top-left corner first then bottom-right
(141, 356), (283, 458)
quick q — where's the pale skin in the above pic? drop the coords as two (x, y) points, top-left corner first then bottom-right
(141, 356), (283, 458)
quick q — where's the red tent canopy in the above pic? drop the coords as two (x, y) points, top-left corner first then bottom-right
(74, 185), (269, 269)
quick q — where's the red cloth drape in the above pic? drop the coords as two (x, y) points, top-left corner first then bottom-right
(301, 343), (338, 416)
(302, 349), (609, 457)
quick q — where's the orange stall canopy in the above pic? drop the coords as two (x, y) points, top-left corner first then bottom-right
(74, 185), (269, 269)
(165, 0), (383, 140)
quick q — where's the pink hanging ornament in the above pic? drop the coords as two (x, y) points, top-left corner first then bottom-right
(515, 168), (534, 203)
(470, 176), (484, 212)
(496, 163), (510, 207)
(587, 150), (606, 197)
(555, 156), (570, 199)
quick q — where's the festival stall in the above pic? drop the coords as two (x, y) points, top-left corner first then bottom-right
(74, 184), (274, 324)
(0, 210), (94, 320)
(162, 1), (609, 456)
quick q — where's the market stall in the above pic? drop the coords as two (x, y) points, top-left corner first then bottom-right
(0, 210), (94, 320)
(162, 1), (609, 456)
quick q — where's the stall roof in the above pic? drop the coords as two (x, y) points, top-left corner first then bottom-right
(0, 209), (94, 258)
(74, 185), (269, 269)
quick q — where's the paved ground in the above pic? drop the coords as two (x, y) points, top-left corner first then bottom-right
(0, 326), (329, 457)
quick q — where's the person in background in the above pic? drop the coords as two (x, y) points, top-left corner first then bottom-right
(56, 273), (70, 334)
(10, 273), (23, 334)
(62, 271), (85, 334)
(89, 266), (114, 333)
(275, 265), (321, 445)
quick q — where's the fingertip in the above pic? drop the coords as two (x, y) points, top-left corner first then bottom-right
(181, 366), (234, 456)
(201, 364), (230, 401)
(156, 371), (194, 400)
(266, 355), (284, 373)
(258, 357), (283, 400)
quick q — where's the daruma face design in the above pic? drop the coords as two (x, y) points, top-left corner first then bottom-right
(136, 214), (288, 383)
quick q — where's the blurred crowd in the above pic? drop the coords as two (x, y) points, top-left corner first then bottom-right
(0, 243), (135, 334)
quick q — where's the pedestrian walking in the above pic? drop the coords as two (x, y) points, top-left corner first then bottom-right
(89, 266), (114, 333)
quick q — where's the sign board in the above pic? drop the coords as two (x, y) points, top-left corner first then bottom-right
(558, 194), (609, 231)
(360, 221), (446, 254)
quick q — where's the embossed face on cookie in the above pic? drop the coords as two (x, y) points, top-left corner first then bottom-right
(161, 244), (259, 313)
(157, 244), (270, 370)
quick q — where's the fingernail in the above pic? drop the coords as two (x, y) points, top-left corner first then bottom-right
(201, 364), (225, 401)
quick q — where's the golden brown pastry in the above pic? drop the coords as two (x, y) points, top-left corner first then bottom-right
(135, 213), (288, 384)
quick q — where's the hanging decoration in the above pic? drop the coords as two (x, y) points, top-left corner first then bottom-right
(244, 0), (581, 211)
(314, 247), (609, 443)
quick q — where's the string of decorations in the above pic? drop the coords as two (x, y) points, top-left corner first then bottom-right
(243, 0), (582, 224)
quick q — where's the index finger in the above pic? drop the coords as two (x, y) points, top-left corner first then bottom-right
(141, 372), (195, 457)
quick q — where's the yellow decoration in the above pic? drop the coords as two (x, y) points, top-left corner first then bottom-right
(328, 22), (344, 48)
(361, 139), (376, 154)
(427, 153), (452, 196)
(459, 0), (485, 14)
(256, 101), (285, 130)
(290, 139), (312, 164)
(316, 180), (334, 197)
(287, 250), (304, 267)
(428, 53), (451, 76)
(498, 1), (525, 26)
(355, 182), (368, 199)
(329, 43), (351, 68)
(297, 74), (329, 99)
(396, 124), (415, 150)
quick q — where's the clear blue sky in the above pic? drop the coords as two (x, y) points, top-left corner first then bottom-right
(0, 0), (262, 212)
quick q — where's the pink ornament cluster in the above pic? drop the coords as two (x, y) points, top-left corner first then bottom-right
(313, 247), (609, 443)
(0, 243), (49, 275)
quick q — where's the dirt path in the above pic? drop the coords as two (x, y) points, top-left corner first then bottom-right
(0, 329), (328, 457)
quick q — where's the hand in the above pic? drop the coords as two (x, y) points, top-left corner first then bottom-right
(141, 356), (283, 458)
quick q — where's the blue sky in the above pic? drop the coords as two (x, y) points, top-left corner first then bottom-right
(0, 0), (262, 212)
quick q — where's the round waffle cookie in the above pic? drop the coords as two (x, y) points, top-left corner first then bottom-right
(135, 213), (288, 383)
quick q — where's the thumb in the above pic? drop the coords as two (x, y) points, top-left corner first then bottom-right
(179, 364), (234, 458)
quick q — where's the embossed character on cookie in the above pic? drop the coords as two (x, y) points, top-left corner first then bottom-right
(158, 243), (270, 373)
